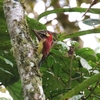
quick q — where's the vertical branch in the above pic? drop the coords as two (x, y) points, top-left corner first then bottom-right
(68, 46), (74, 88)
(3, 0), (45, 100)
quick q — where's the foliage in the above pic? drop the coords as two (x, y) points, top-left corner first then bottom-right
(38, 7), (100, 20)
(0, 97), (11, 100)
(1, 0), (100, 100)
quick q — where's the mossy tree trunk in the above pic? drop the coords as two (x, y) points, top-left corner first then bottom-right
(3, 0), (45, 100)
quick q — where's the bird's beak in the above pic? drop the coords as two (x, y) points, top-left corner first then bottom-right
(46, 32), (50, 37)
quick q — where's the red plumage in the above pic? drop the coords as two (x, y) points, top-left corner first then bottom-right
(32, 30), (53, 67)
(42, 31), (53, 58)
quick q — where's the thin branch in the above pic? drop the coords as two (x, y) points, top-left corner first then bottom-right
(85, 81), (100, 100)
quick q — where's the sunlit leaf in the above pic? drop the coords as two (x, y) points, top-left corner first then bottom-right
(0, 86), (6, 93)
(83, 18), (100, 26)
(71, 41), (80, 48)
(80, 57), (92, 71)
(0, 97), (10, 100)
(57, 41), (69, 50)
(0, 56), (13, 67)
(69, 95), (83, 100)
(0, 67), (13, 76)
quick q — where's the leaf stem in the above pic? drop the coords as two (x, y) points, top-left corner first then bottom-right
(85, 81), (100, 99)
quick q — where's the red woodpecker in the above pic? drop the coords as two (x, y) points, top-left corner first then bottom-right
(32, 29), (54, 67)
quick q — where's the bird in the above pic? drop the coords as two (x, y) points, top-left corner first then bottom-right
(32, 29), (54, 67)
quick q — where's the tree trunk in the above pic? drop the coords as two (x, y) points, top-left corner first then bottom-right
(3, 0), (45, 100)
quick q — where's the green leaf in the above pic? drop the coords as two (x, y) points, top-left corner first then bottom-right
(80, 57), (92, 71)
(38, 8), (100, 20)
(0, 0), (11, 51)
(79, 68), (89, 76)
(68, 95), (83, 100)
(0, 67), (13, 76)
(58, 28), (100, 40)
(47, 55), (55, 67)
(96, 53), (100, 59)
(0, 6), (11, 51)
(0, 97), (10, 100)
(76, 47), (96, 61)
(56, 41), (69, 50)
(51, 88), (71, 99)
(83, 18), (100, 26)
(0, 52), (19, 86)
(42, 72), (64, 99)
(61, 73), (100, 99)
(94, 86), (100, 95)
(7, 80), (23, 100)
(53, 63), (62, 77)
(71, 41), (80, 48)
(0, 56), (13, 67)
(26, 16), (46, 30)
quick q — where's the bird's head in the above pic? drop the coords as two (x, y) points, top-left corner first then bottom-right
(32, 29), (56, 40)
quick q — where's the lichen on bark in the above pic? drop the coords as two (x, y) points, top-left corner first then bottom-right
(3, 0), (45, 100)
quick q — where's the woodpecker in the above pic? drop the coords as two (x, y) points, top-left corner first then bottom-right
(32, 29), (54, 67)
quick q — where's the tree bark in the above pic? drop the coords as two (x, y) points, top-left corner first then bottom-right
(3, 0), (45, 100)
